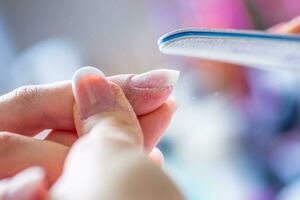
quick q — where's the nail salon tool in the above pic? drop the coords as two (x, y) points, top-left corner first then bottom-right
(158, 29), (300, 71)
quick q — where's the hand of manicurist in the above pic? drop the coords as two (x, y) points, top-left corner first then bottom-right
(0, 66), (180, 200)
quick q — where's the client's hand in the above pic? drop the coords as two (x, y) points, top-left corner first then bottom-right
(0, 67), (179, 199)
(50, 67), (183, 199)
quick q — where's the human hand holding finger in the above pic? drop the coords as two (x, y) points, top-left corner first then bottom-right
(0, 68), (179, 135)
(0, 67), (179, 184)
(50, 67), (183, 200)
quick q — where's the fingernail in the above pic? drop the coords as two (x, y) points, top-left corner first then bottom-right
(5, 167), (46, 200)
(130, 69), (180, 89)
(72, 66), (115, 119)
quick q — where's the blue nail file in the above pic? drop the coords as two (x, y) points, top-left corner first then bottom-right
(158, 29), (300, 71)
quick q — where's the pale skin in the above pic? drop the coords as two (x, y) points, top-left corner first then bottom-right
(0, 68), (182, 200)
(1, 15), (300, 200)
(50, 67), (184, 200)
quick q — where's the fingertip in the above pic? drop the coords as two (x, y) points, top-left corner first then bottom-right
(148, 147), (164, 167)
(127, 69), (180, 115)
(71, 67), (143, 148)
(165, 98), (178, 113)
(72, 66), (115, 120)
(71, 66), (105, 94)
(275, 15), (300, 34)
(109, 69), (180, 116)
(125, 83), (173, 116)
(130, 69), (180, 89)
(1, 167), (48, 200)
(139, 100), (177, 151)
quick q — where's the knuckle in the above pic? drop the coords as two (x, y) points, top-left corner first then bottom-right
(11, 85), (41, 106)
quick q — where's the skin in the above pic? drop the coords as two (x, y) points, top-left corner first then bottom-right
(0, 71), (176, 199)
(1, 15), (300, 200)
(49, 69), (184, 199)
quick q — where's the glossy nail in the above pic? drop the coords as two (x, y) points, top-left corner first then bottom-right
(72, 66), (115, 119)
(130, 69), (180, 89)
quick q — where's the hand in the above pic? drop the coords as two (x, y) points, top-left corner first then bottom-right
(194, 15), (300, 94)
(0, 67), (179, 199)
(0, 167), (47, 200)
(267, 15), (300, 34)
(50, 67), (184, 200)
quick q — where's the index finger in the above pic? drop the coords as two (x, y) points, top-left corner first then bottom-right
(0, 69), (179, 136)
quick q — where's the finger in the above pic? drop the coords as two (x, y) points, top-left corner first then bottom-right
(72, 67), (143, 148)
(45, 130), (78, 147)
(280, 15), (300, 34)
(0, 82), (74, 135)
(0, 68), (179, 136)
(0, 167), (48, 200)
(46, 100), (176, 148)
(139, 99), (176, 152)
(148, 147), (164, 167)
(270, 15), (300, 34)
(267, 22), (285, 32)
(109, 69), (179, 115)
(51, 67), (183, 200)
(0, 132), (68, 184)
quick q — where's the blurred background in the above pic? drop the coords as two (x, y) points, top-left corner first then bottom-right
(1, 0), (300, 199)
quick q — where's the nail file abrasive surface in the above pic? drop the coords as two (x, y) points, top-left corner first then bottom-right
(158, 29), (300, 71)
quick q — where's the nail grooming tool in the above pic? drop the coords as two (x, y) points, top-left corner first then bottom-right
(158, 29), (300, 71)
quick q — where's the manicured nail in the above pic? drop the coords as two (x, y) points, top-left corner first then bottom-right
(5, 167), (46, 200)
(130, 69), (180, 89)
(72, 66), (115, 119)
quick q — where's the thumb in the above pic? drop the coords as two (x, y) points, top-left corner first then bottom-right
(72, 66), (143, 150)
(50, 67), (183, 200)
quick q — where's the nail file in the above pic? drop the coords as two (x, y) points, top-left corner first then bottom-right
(158, 29), (300, 71)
